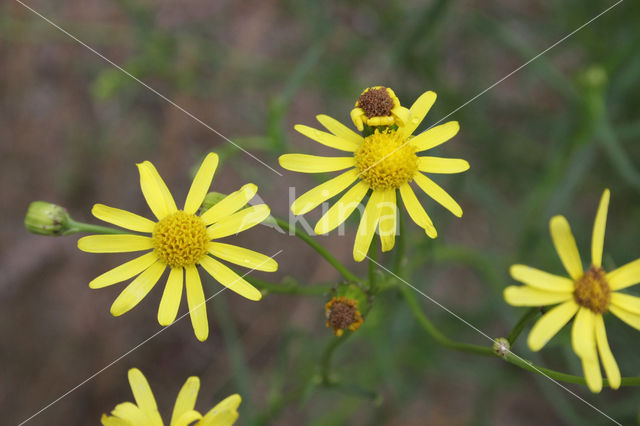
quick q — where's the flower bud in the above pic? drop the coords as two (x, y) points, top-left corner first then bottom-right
(493, 337), (511, 359)
(24, 201), (70, 236)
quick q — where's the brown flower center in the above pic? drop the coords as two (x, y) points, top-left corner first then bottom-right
(325, 297), (363, 337)
(358, 87), (394, 118)
(573, 265), (610, 313)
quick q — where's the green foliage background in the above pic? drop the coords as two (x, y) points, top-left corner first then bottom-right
(2, 0), (640, 424)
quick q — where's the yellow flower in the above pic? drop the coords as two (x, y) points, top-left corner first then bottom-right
(350, 86), (410, 132)
(78, 153), (277, 341)
(505, 189), (640, 393)
(279, 90), (468, 261)
(101, 368), (241, 426)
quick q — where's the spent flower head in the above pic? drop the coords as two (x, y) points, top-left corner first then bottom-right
(504, 189), (640, 392)
(350, 86), (410, 133)
(78, 153), (277, 341)
(101, 368), (240, 426)
(280, 88), (468, 261)
(325, 296), (363, 337)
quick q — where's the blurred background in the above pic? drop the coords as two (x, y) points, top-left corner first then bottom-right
(2, 0), (640, 424)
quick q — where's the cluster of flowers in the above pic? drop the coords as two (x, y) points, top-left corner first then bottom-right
(25, 85), (640, 423)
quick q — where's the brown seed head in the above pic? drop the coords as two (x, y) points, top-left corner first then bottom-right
(357, 87), (394, 118)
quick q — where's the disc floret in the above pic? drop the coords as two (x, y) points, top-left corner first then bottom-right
(152, 211), (209, 268)
(574, 265), (611, 314)
(354, 130), (418, 190)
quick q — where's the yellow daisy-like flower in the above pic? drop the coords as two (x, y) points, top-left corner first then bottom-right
(349, 86), (410, 132)
(101, 368), (240, 426)
(78, 153), (277, 341)
(505, 189), (640, 393)
(279, 90), (468, 261)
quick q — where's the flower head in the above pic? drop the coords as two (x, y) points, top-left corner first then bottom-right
(504, 189), (640, 392)
(24, 201), (70, 236)
(101, 368), (240, 426)
(350, 86), (410, 132)
(325, 296), (363, 337)
(78, 153), (277, 341)
(279, 89), (468, 261)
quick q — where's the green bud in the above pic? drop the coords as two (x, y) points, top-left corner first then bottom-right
(199, 191), (228, 215)
(578, 65), (607, 90)
(493, 337), (511, 359)
(24, 201), (70, 236)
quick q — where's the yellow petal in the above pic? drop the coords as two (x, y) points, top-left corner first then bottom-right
(185, 265), (209, 342)
(199, 256), (262, 301)
(413, 173), (463, 217)
(174, 411), (203, 426)
(392, 105), (411, 128)
(90, 252), (158, 289)
(417, 157), (470, 174)
(353, 190), (384, 262)
(378, 189), (396, 252)
(527, 300), (578, 351)
(294, 124), (360, 152)
(157, 267), (183, 326)
(411, 121), (460, 152)
(201, 394), (241, 424)
(350, 107), (365, 132)
(291, 169), (359, 215)
(314, 181), (369, 235)
(208, 242), (278, 272)
(170, 376), (200, 426)
(110, 261), (165, 316)
(404, 91), (437, 136)
(571, 307), (597, 359)
(137, 160), (177, 220)
(503, 286), (572, 306)
(509, 264), (574, 293)
(127, 369), (162, 420)
(101, 414), (130, 426)
(581, 356), (603, 393)
(316, 114), (363, 145)
(92, 204), (155, 233)
(184, 153), (219, 215)
(591, 189), (610, 268)
(78, 235), (154, 253)
(549, 215), (583, 280)
(610, 292), (640, 314)
(207, 205), (270, 239)
(594, 314), (621, 389)
(609, 304), (640, 331)
(607, 258), (640, 290)
(278, 154), (355, 173)
(200, 183), (257, 226)
(109, 402), (149, 425)
(399, 183), (437, 238)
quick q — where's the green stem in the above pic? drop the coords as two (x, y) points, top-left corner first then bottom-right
(507, 307), (540, 345)
(273, 217), (361, 284)
(368, 238), (378, 293)
(393, 198), (406, 274)
(403, 285), (640, 387)
(401, 285), (494, 356)
(321, 333), (353, 385)
(246, 276), (332, 296)
(64, 218), (129, 235)
(504, 353), (640, 387)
